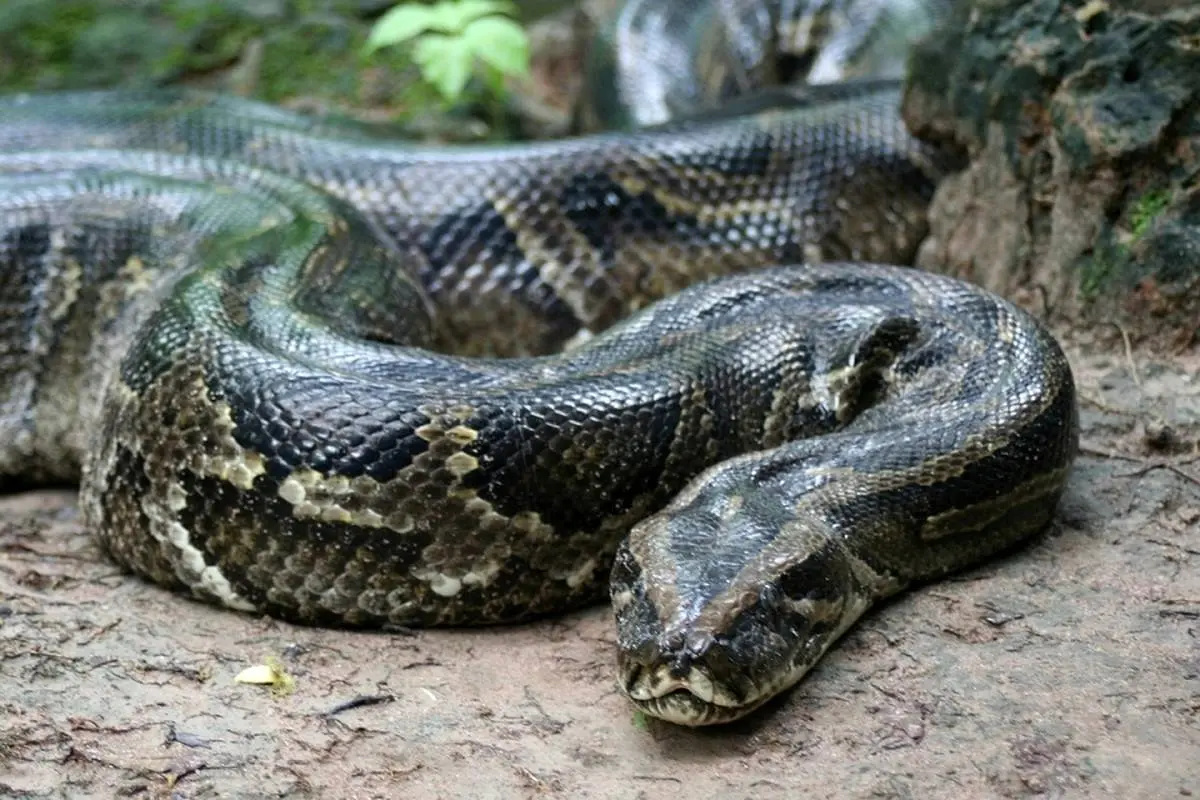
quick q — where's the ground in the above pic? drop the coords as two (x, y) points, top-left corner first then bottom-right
(1, 334), (1197, 799)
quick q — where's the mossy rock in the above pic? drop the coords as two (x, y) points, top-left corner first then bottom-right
(903, 0), (1200, 347)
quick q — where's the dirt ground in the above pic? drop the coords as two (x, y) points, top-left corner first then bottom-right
(1, 333), (1197, 800)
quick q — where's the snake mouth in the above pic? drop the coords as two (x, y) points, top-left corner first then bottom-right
(627, 687), (767, 727)
(621, 664), (766, 726)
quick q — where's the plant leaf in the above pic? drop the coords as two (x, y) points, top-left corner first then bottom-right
(438, 0), (518, 33)
(413, 34), (474, 100)
(364, 3), (439, 53)
(460, 15), (529, 78)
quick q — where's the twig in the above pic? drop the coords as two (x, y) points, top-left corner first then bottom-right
(1145, 537), (1200, 557)
(1033, 282), (1052, 320)
(1079, 444), (1142, 462)
(1115, 462), (1200, 487)
(321, 694), (395, 717)
(1080, 445), (1200, 485)
(1110, 321), (1142, 387)
(1078, 393), (1136, 416)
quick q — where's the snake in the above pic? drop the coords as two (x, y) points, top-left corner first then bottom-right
(0, 0), (1078, 726)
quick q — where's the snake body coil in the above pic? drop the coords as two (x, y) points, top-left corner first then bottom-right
(0, 1), (1077, 726)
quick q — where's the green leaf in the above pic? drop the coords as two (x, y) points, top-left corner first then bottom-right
(364, 4), (439, 53)
(365, 1), (518, 54)
(412, 33), (473, 100)
(460, 15), (529, 78)
(436, 1), (518, 33)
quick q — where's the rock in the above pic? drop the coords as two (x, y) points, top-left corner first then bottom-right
(903, 0), (1200, 348)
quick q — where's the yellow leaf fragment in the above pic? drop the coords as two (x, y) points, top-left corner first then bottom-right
(234, 657), (296, 695)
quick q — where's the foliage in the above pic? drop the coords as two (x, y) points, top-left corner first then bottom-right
(1079, 188), (1173, 300)
(0, 1), (403, 107)
(1129, 189), (1170, 240)
(364, 0), (530, 105)
(0, 0), (257, 91)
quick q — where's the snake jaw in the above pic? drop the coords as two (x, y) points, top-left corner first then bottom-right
(619, 657), (766, 726)
(624, 662), (716, 704)
(615, 620), (776, 725)
(629, 691), (764, 727)
(612, 490), (884, 726)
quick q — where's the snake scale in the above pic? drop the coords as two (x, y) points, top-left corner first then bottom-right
(0, 0), (1078, 726)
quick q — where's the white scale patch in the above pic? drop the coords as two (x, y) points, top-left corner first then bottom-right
(200, 402), (267, 490)
(461, 559), (504, 588)
(275, 468), (390, 528)
(423, 571), (462, 598)
(278, 476), (306, 505)
(165, 482), (188, 512)
(444, 451), (478, 476)
(137, 482), (257, 613)
(164, 521), (257, 612)
(413, 555), (509, 597)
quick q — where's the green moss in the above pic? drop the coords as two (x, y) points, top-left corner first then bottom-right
(1129, 189), (1171, 239)
(1079, 187), (1176, 299)
(1078, 237), (1128, 301)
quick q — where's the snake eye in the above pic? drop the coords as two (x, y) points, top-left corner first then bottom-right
(753, 583), (808, 641)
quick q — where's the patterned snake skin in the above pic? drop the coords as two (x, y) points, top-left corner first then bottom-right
(0, 0), (1078, 726)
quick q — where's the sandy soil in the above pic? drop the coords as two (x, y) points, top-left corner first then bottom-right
(1, 336), (1197, 800)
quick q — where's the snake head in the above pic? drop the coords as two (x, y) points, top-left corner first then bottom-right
(611, 468), (875, 726)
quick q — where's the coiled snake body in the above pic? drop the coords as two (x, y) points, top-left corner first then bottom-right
(0, 0), (1078, 726)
